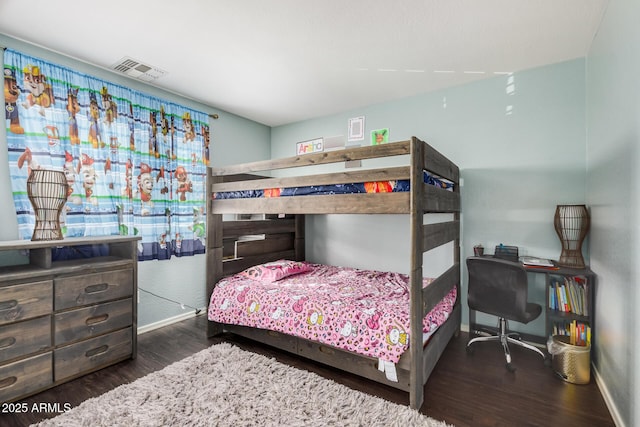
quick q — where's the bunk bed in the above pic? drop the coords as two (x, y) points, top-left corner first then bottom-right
(205, 136), (461, 409)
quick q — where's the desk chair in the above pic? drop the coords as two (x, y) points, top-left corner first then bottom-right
(466, 256), (546, 371)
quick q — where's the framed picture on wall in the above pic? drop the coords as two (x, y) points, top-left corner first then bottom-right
(348, 116), (365, 141)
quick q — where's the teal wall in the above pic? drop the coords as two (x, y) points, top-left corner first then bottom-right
(272, 59), (587, 338)
(586, 0), (640, 425)
(0, 35), (271, 329)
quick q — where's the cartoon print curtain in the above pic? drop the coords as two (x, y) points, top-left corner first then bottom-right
(3, 49), (209, 260)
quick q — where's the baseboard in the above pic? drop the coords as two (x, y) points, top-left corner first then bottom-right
(592, 364), (625, 427)
(137, 308), (206, 335)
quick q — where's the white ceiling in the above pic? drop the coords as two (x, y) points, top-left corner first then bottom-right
(0, 0), (608, 127)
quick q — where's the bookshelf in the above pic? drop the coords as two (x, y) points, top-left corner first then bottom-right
(538, 265), (595, 359)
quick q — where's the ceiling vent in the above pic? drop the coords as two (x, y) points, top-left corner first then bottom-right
(110, 57), (167, 82)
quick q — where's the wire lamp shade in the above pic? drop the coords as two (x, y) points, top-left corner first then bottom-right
(553, 204), (590, 268)
(26, 169), (69, 241)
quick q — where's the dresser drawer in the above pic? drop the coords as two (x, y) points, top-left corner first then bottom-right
(54, 298), (132, 346)
(54, 269), (133, 310)
(0, 281), (52, 326)
(0, 352), (52, 403)
(0, 316), (51, 363)
(54, 327), (132, 382)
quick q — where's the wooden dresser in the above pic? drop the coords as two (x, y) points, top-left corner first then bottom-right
(0, 236), (139, 403)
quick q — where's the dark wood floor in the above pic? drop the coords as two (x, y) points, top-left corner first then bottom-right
(4, 314), (615, 427)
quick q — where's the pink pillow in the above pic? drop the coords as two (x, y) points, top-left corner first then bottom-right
(239, 260), (311, 283)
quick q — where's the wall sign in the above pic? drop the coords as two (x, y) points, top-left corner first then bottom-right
(296, 138), (324, 155)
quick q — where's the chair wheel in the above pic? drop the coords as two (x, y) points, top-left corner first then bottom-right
(544, 356), (552, 367)
(466, 345), (474, 355)
(506, 362), (516, 372)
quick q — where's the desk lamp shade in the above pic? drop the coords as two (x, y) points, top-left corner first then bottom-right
(554, 204), (590, 268)
(26, 169), (69, 241)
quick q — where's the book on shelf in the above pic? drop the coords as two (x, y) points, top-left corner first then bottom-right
(551, 319), (591, 347)
(548, 276), (588, 316)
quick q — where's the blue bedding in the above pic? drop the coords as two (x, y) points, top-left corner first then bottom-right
(213, 171), (453, 200)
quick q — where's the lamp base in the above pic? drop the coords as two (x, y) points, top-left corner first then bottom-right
(556, 249), (586, 269)
(32, 220), (64, 241)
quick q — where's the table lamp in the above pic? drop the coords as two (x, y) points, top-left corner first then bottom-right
(553, 204), (590, 268)
(26, 169), (69, 241)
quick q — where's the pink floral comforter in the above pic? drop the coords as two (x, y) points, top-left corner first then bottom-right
(207, 263), (457, 363)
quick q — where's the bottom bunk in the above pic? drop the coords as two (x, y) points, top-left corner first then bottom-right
(214, 304), (461, 393)
(207, 260), (461, 397)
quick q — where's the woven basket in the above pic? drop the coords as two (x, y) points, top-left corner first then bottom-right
(550, 335), (591, 384)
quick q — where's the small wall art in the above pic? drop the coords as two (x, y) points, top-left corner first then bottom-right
(371, 128), (389, 145)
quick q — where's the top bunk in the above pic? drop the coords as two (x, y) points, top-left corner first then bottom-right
(207, 136), (460, 215)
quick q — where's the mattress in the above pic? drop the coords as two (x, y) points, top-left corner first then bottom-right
(208, 262), (457, 364)
(213, 171), (453, 200)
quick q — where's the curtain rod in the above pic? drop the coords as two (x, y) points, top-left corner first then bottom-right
(3, 44), (220, 120)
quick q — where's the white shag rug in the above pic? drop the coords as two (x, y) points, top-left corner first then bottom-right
(33, 343), (452, 427)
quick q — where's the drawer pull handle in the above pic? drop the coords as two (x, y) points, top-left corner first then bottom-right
(85, 283), (109, 294)
(0, 300), (18, 312)
(86, 314), (109, 326)
(0, 337), (17, 349)
(0, 376), (17, 389)
(85, 345), (109, 358)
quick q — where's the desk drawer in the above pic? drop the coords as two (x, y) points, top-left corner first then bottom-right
(0, 352), (52, 403)
(54, 327), (132, 382)
(0, 316), (51, 363)
(54, 298), (132, 346)
(0, 281), (52, 326)
(55, 269), (133, 310)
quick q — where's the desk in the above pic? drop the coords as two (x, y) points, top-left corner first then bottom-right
(468, 259), (595, 353)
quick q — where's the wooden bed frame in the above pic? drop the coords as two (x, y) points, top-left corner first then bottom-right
(205, 136), (461, 409)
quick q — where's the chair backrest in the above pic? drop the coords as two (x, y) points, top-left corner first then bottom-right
(466, 256), (530, 324)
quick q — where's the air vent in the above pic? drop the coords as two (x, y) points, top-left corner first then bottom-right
(110, 57), (167, 82)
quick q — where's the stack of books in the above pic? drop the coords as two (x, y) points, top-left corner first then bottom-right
(552, 320), (591, 347)
(520, 256), (556, 268)
(549, 276), (589, 316)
